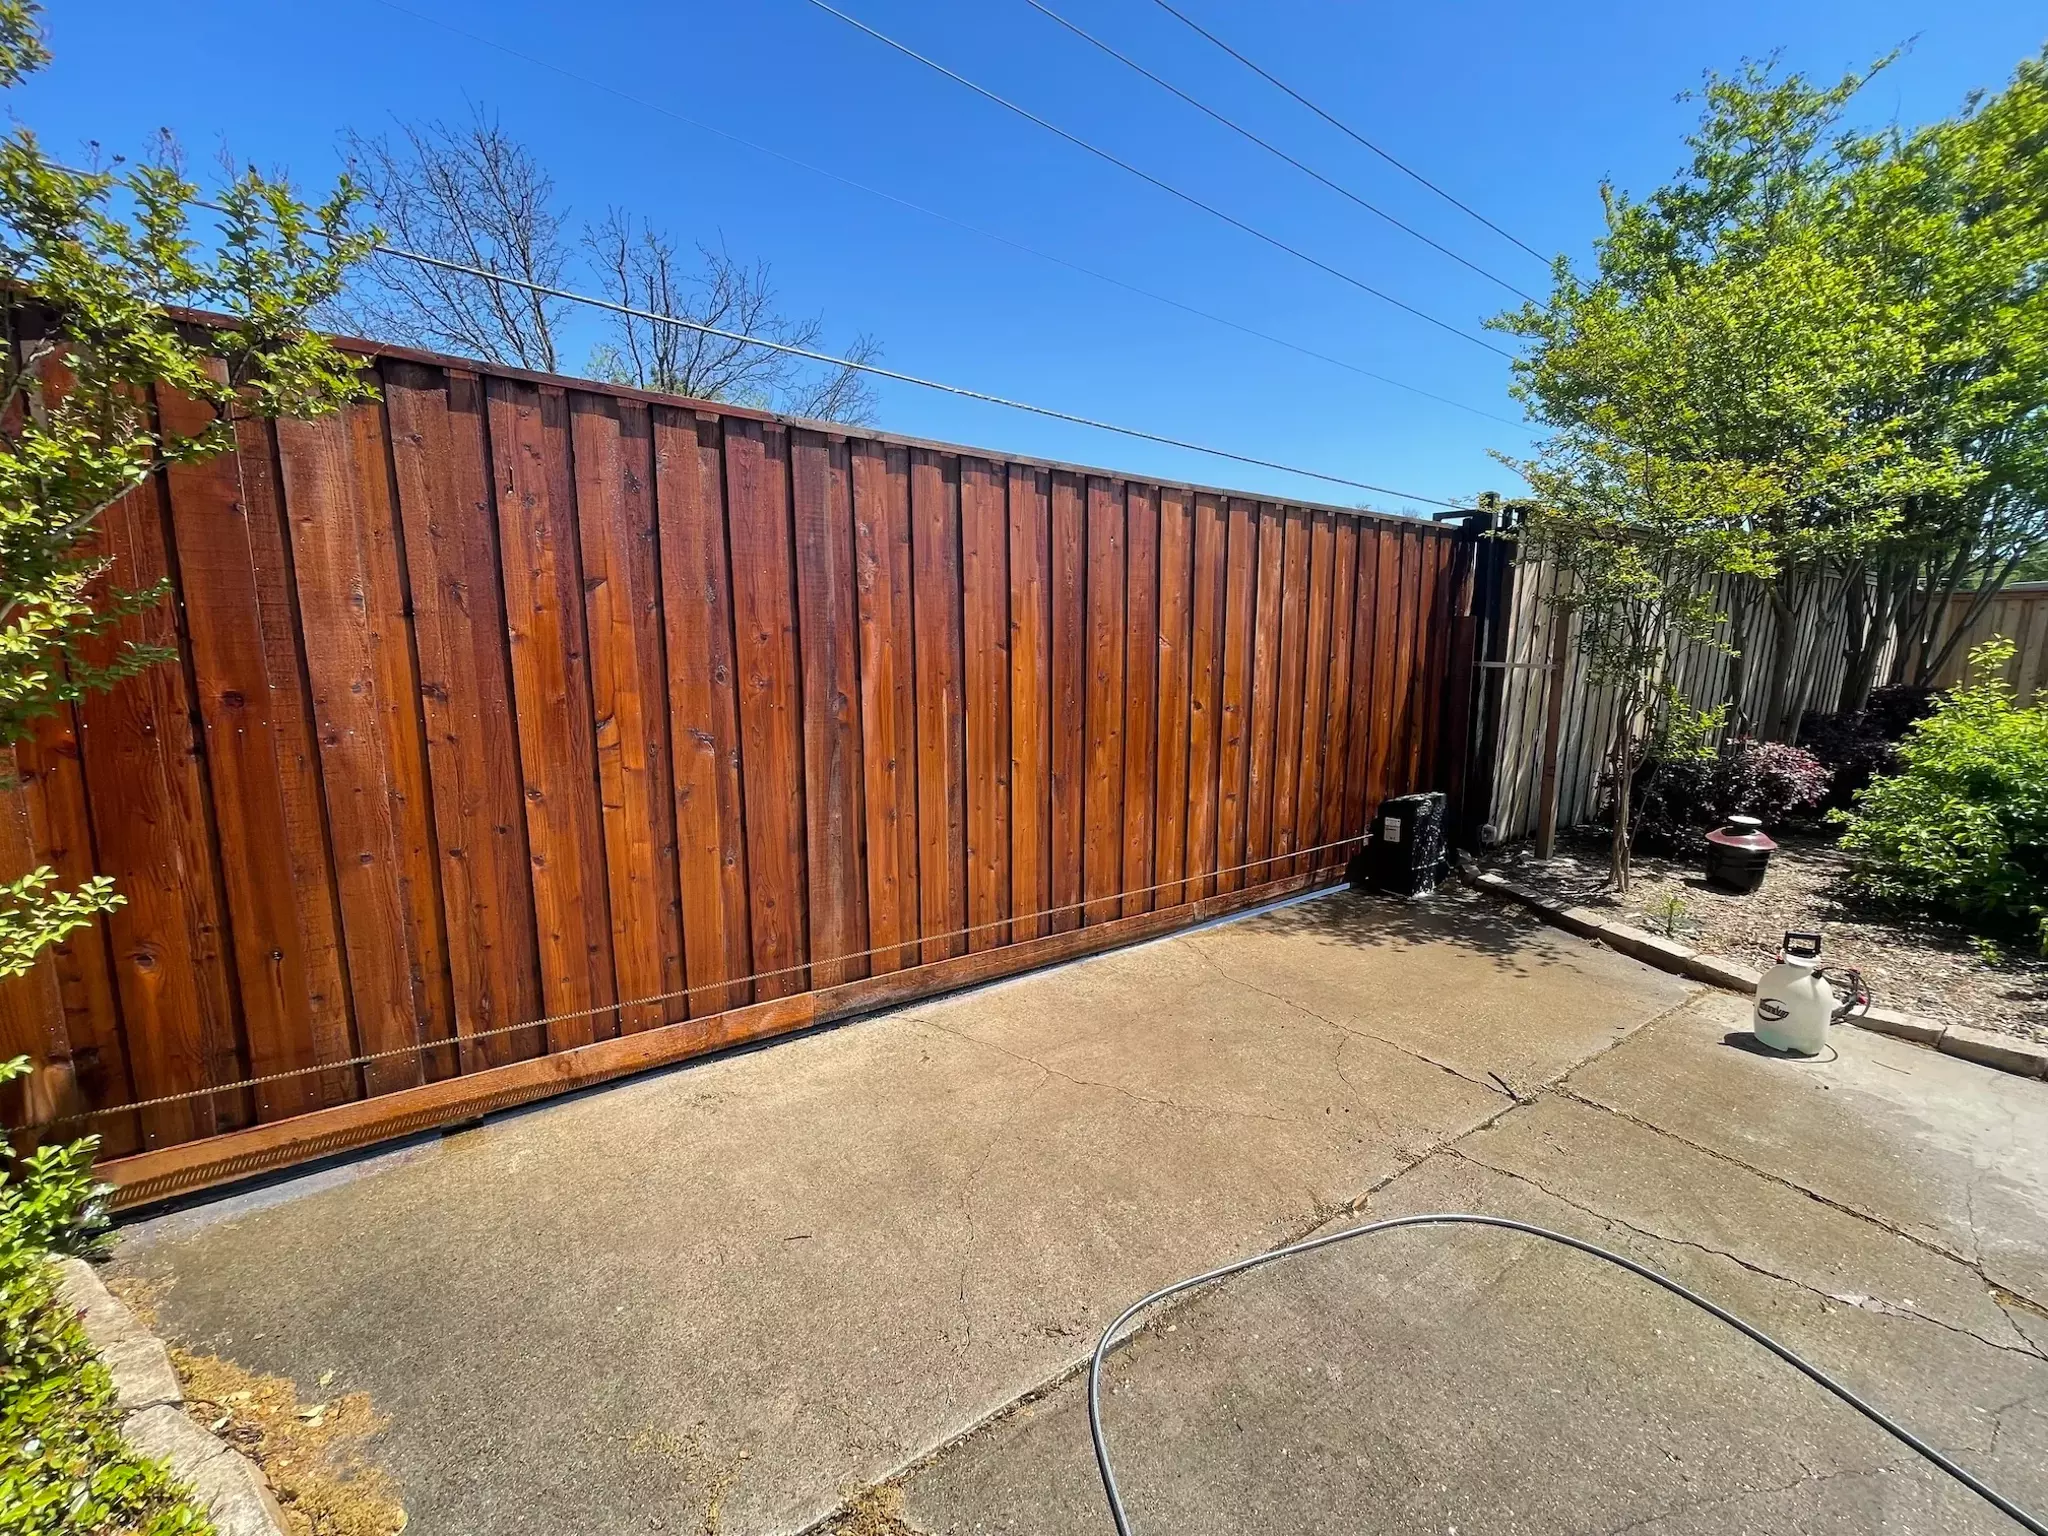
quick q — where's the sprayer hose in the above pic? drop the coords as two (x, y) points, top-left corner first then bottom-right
(1088, 1212), (2047, 1536)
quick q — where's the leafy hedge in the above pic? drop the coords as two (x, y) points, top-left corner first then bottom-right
(1798, 685), (1937, 810)
(1, 1058), (213, 1535)
(1626, 737), (1833, 853)
(1837, 642), (2048, 950)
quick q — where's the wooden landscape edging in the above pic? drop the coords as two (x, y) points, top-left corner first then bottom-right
(98, 868), (1334, 1210)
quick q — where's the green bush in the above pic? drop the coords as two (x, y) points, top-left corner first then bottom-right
(1, 1057), (213, 1535)
(1836, 641), (2048, 951)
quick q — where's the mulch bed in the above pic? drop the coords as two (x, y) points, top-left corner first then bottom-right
(1478, 831), (2048, 1046)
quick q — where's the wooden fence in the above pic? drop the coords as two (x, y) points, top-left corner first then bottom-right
(0, 341), (1478, 1204)
(1482, 543), (1886, 844)
(1481, 554), (2048, 846)
(1925, 582), (2048, 695)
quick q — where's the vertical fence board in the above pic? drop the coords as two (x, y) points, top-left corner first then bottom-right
(852, 443), (919, 975)
(574, 396), (686, 1029)
(350, 402), (457, 1078)
(12, 704), (137, 1152)
(77, 469), (244, 1145)
(1182, 493), (1226, 899)
(1343, 524), (1381, 840)
(1007, 466), (1052, 942)
(1215, 498), (1257, 892)
(911, 451), (967, 961)
(1319, 519), (1359, 866)
(159, 383), (349, 1121)
(1120, 486), (1160, 916)
(1366, 525), (1403, 814)
(1083, 478), (1127, 925)
(1153, 488), (1193, 907)
(387, 364), (544, 1067)
(657, 407), (751, 1012)
(727, 421), (809, 998)
(1270, 507), (1311, 876)
(793, 430), (870, 987)
(961, 458), (1011, 951)
(487, 380), (615, 1045)
(277, 408), (429, 1101)
(1048, 473), (1087, 932)
(1396, 526), (1428, 792)
(1244, 506), (1286, 883)
(0, 764), (72, 1130)
(1293, 510), (1335, 874)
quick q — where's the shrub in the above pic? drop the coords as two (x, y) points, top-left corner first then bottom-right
(1, 1057), (213, 1535)
(1837, 641), (2048, 950)
(1799, 685), (1939, 811)
(1624, 737), (1833, 853)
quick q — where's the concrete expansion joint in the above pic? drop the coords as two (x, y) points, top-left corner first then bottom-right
(1439, 1146), (2046, 1363)
(1550, 1087), (2048, 1319)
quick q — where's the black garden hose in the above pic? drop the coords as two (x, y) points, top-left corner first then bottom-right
(1089, 1212), (2047, 1536)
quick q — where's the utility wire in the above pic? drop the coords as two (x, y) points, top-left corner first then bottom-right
(363, 0), (1524, 430)
(799, 0), (1514, 360)
(1017, 0), (1539, 304)
(1147, 0), (1551, 267)
(367, 242), (1457, 503)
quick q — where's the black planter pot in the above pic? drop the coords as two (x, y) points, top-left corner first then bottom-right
(1704, 815), (1776, 893)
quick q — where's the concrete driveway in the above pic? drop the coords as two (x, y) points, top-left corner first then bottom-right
(109, 886), (2048, 1535)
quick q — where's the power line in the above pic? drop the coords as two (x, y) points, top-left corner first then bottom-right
(799, 0), (1514, 360)
(363, 0), (1524, 429)
(1017, 0), (1539, 304)
(1147, 0), (1551, 267)
(366, 242), (1461, 506)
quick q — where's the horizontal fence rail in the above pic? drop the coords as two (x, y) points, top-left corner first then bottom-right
(0, 340), (1477, 1202)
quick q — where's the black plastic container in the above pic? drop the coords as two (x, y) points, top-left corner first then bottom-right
(1704, 814), (1776, 893)
(1350, 792), (1448, 899)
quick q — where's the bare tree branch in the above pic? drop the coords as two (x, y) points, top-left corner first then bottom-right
(583, 212), (880, 424)
(336, 109), (567, 371)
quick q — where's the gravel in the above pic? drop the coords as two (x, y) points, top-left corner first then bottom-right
(1479, 832), (2048, 1045)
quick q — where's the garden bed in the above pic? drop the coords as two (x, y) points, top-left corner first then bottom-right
(1479, 831), (2048, 1045)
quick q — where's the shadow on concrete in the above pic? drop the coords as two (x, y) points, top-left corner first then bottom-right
(1239, 880), (1587, 979)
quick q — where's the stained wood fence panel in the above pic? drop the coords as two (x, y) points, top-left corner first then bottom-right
(1, 339), (1476, 1194)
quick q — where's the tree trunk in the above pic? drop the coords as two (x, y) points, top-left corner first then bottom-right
(1724, 583), (1754, 733)
(1922, 550), (2027, 685)
(1837, 559), (1897, 714)
(1609, 710), (1633, 893)
(1760, 578), (1800, 742)
(1913, 544), (1975, 685)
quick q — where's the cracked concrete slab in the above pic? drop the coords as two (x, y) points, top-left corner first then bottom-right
(897, 991), (2048, 1536)
(109, 886), (1684, 1536)
(1564, 988), (2048, 1310)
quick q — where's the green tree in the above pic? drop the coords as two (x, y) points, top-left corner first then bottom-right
(1839, 54), (2048, 699)
(1501, 56), (1973, 744)
(0, 0), (371, 992)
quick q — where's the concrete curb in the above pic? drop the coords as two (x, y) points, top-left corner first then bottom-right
(53, 1257), (289, 1536)
(1471, 870), (2048, 1082)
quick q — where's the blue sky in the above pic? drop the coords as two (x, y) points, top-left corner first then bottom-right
(23, 0), (2046, 513)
